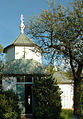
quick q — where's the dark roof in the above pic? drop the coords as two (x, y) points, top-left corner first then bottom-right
(53, 72), (73, 84)
(3, 33), (42, 53)
(12, 33), (34, 45)
(2, 59), (47, 75)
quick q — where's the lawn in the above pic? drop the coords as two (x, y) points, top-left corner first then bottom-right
(60, 109), (83, 119)
(60, 109), (73, 119)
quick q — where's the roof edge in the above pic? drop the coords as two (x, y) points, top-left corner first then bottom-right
(3, 44), (14, 53)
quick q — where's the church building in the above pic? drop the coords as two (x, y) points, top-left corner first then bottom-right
(0, 15), (73, 119)
(1, 14), (47, 119)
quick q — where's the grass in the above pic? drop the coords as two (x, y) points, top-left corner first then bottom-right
(60, 109), (83, 119)
(60, 109), (73, 119)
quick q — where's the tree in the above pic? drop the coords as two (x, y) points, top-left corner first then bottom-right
(0, 44), (3, 53)
(46, 65), (55, 74)
(33, 75), (62, 119)
(25, 0), (83, 118)
(0, 44), (3, 72)
(0, 89), (21, 119)
(81, 83), (83, 116)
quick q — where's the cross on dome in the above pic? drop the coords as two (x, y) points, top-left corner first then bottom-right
(20, 14), (25, 34)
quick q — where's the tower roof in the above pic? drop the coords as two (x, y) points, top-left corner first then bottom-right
(12, 33), (36, 46)
(3, 14), (42, 53)
(3, 33), (42, 53)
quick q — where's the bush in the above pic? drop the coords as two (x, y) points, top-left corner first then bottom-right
(0, 89), (21, 119)
(81, 83), (83, 116)
(33, 75), (62, 119)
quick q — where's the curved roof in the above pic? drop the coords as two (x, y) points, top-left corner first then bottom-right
(3, 33), (41, 53)
(2, 59), (47, 75)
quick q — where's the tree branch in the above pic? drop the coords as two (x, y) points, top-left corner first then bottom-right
(69, 48), (76, 77)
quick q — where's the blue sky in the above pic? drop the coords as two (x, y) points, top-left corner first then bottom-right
(0, 0), (73, 48)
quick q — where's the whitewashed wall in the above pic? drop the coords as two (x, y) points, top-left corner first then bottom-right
(59, 84), (73, 109)
(15, 46), (42, 63)
(2, 77), (16, 93)
(2, 77), (73, 109)
(6, 47), (15, 62)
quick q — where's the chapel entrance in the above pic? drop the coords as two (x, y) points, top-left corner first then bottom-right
(16, 76), (33, 116)
(25, 84), (32, 114)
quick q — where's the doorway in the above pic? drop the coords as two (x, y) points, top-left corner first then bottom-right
(25, 84), (32, 114)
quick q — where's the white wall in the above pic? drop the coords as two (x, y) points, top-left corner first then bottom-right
(59, 84), (73, 109)
(2, 77), (73, 109)
(15, 46), (42, 63)
(15, 46), (24, 59)
(6, 47), (15, 62)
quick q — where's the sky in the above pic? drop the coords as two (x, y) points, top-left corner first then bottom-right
(0, 0), (73, 48)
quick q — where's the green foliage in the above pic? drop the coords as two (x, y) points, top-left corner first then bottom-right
(0, 60), (2, 72)
(0, 44), (3, 72)
(0, 89), (21, 119)
(26, 0), (83, 117)
(25, 0), (83, 75)
(60, 109), (83, 119)
(60, 109), (73, 119)
(81, 83), (83, 113)
(33, 75), (62, 119)
(46, 65), (55, 74)
(0, 44), (3, 53)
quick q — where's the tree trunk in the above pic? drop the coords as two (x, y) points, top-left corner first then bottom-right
(73, 77), (81, 119)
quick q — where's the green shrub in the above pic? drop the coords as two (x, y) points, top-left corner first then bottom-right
(33, 75), (62, 119)
(0, 89), (21, 119)
(81, 83), (83, 114)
